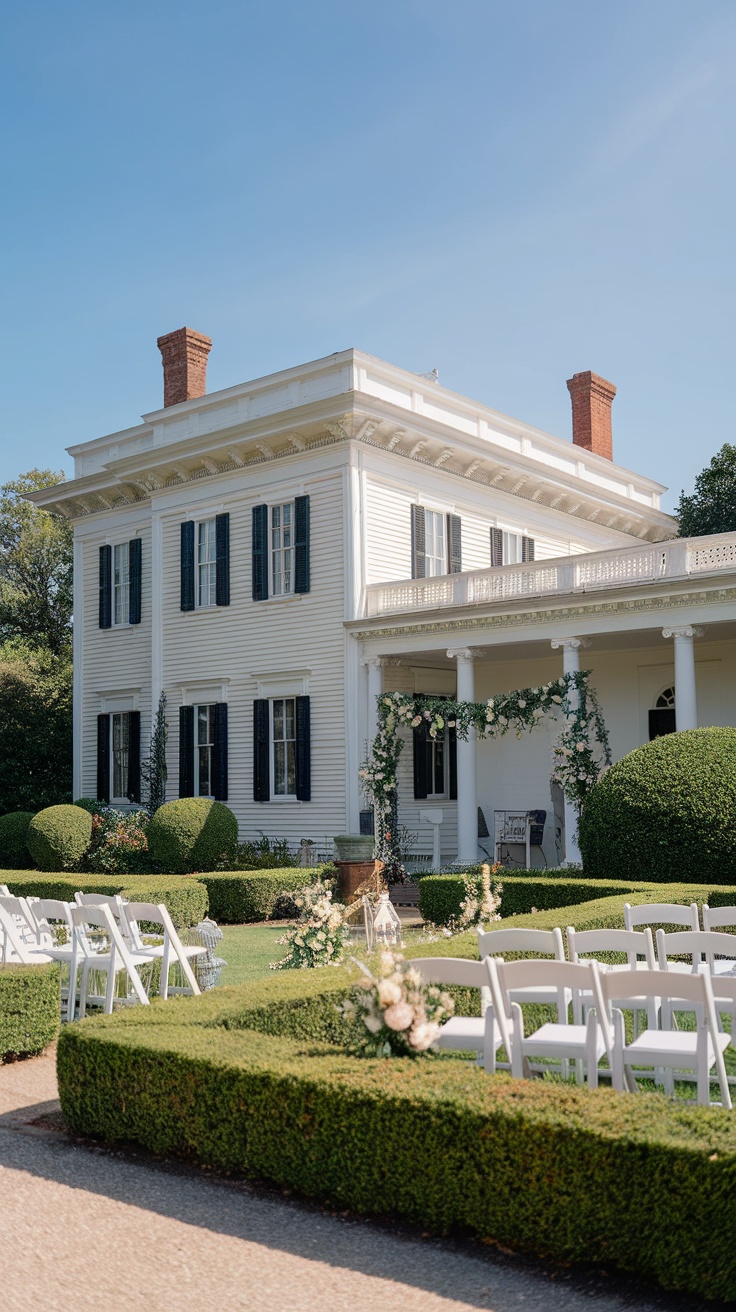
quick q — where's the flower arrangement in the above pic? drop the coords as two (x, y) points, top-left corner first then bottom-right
(84, 808), (150, 874)
(360, 672), (611, 870)
(270, 879), (351, 970)
(455, 863), (503, 931)
(342, 951), (455, 1056)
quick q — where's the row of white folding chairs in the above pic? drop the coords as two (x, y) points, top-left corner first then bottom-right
(408, 953), (732, 1108)
(0, 892), (203, 1020)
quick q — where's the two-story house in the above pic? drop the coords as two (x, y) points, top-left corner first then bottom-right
(31, 328), (736, 865)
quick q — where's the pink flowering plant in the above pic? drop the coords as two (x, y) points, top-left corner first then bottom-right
(341, 950), (455, 1057)
(270, 880), (351, 970)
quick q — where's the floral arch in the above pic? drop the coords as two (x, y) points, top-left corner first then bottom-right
(360, 671), (611, 875)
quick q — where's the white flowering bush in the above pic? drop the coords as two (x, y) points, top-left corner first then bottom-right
(455, 863), (502, 931)
(270, 880), (351, 970)
(342, 951), (455, 1057)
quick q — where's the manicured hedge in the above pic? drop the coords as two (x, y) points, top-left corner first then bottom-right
(0, 963), (60, 1059)
(57, 909), (736, 1303)
(198, 867), (327, 924)
(27, 804), (93, 871)
(147, 799), (238, 874)
(579, 727), (736, 883)
(2, 872), (208, 930)
(0, 811), (35, 869)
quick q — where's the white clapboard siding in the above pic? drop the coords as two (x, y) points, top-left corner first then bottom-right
(78, 518), (152, 799)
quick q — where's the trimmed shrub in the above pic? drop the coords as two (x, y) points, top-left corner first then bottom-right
(0, 963), (60, 1059)
(0, 811), (36, 869)
(199, 867), (327, 924)
(419, 872), (645, 926)
(27, 804), (92, 871)
(2, 872), (207, 930)
(56, 926), (736, 1303)
(147, 799), (238, 874)
(579, 727), (736, 883)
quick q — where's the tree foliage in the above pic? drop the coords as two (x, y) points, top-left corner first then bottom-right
(677, 444), (736, 538)
(0, 469), (73, 654)
(0, 640), (73, 813)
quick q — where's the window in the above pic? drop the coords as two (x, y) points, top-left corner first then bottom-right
(412, 706), (457, 801)
(178, 702), (228, 800)
(424, 510), (447, 578)
(490, 528), (535, 567)
(649, 687), (676, 741)
(195, 704), (216, 796)
(99, 540), (141, 628)
(502, 532), (522, 565)
(426, 732), (447, 797)
(271, 502), (294, 596)
(197, 519), (217, 607)
(96, 710), (141, 803)
(272, 697), (297, 796)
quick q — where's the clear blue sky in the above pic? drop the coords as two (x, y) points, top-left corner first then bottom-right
(2, 1), (734, 512)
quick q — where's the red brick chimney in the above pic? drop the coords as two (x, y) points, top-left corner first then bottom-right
(157, 327), (212, 407)
(566, 370), (616, 461)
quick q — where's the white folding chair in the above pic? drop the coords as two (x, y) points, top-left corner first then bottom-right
(0, 884), (10, 897)
(599, 965), (731, 1107)
(0, 904), (54, 965)
(0, 894), (41, 961)
(488, 957), (611, 1085)
(624, 901), (699, 933)
(702, 907), (736, 974)
(68, 903), (150, 1020)
(404, 956), (503, 1071)
(477, 926), (568, 1018)
(567, 926), (658, 1030)
(121, 902), (203, 999)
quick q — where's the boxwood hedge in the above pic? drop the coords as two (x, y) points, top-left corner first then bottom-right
(0, 963), (60, 1060)
(2, 872), (208, 929)
(198, 867), (328, 924)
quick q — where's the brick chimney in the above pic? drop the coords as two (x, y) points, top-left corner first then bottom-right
(157, 327), (212, 407)
(566, 370), (616, 461)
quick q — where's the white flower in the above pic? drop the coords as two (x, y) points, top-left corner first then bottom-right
(363, 1013), (383, 1033)
(533, 707), (545, 718)
(377, 979), (402, 1007)
(498, 715), (508, 726)
(551, 694), (562, 704)
(411, 715), (422, 727)
(576, 742), (586, 752)
(517, 700), (526, 708)
(383, 1002), (415, 1031)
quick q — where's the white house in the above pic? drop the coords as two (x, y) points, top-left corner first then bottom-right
(30, 329), (736, 866)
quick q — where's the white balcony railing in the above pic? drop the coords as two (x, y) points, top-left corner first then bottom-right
(363, 533), (736, 619)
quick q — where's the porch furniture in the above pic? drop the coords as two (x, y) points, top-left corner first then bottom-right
(624, 901), (699, 932)
(493, 810), (546, 868)
(567, 926), (658, 1029)
(121, 901), (204, 998)
(407, 956), (503, 1071)
(487, 956), (611, 1085)
(68, 903), (150, 1020)
(598, 965), (731, 1107)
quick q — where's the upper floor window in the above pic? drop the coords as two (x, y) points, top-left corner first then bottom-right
(197, 519), (217, 607)
(410, 506), (462, 579)
(99, 540), (142, 629)
(490, 527), (535, 567)
(180, 515), (230, 612)
(271, 502), (294, 596)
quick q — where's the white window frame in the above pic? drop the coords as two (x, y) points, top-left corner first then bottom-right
(271, 501), (295, 598)
(270, 696), (297, 799)
(502, 531), (523, 565)
(197, 518), (217, 608)
(193, 703), (216, 798)
(111, 542), (130, 626)
(110, 711), (131, 803)
(424, 509), (447, 577)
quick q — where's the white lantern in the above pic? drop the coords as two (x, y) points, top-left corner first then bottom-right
(371, 892), (403, 948)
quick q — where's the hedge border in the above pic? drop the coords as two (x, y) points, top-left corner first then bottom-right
(2, 872), (208, 930)
(197, 867), (328, 923)
(57, 889), (736, 1302)
(0, 963), (60, 1060)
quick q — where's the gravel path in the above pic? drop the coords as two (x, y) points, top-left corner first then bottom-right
(0, 1048), (701, 1312)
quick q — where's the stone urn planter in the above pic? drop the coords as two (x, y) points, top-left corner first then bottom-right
(333, 834), (375, 862)
(333, 834), (377, 903)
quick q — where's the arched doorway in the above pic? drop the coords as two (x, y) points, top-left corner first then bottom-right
(649, 686), (676, 740)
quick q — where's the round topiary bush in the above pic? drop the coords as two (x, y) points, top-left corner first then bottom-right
(0, 811), (36, 868)
(147, 798), (238, 874)
(578, 727), (736, 883)
(26, 804), (93, 872)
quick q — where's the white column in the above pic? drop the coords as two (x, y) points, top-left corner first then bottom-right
(448, 648), (478, 864)
(551, 638), (588, 866)
(364, 658), (385, 748)
(662, 626), (702, 731)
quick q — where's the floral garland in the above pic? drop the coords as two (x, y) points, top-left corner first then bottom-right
(360, 671), (611, 871)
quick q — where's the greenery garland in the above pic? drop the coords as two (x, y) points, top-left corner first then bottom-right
(360, 671), (611, 875)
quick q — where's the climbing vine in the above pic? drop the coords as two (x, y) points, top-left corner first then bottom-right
(360, 671), (611, 875)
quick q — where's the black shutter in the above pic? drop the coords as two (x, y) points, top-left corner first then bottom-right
(212, 703), (229, 801)
(252, 505), (269, 601)
(413, 718), (429, 800)
(215, 514), (230, 607)
(253, 699), (270, 801)
(295, 695), (311, 801)
(180, 522), (195, 611)
(97, 714), (110, 803)
(491, 527), (503, 567)
(127, 711), (141, 802)
(411, 505), (426, 579)
(294, 495), (310, 594)
(449, 726), (457, 800)
(129, 539), (142, 625)
(448, 514), (462, 574)
(99, 545), (112, 629)
(522, 535), (535, 563)
(179, 705), (194, 798)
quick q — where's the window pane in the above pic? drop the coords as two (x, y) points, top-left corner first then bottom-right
(433, 738), (445, 794)
(271, 502), (295, 596)
(273, 699), (284, 739)
(502, 532), (521, 565)
(112, 712), (129, 798)
(274, 742), (286, 795)
(285, 698), (295, 740)
(286, 741), (296, 795)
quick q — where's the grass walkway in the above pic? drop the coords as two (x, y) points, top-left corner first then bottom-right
(218, 922), (291, 985)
